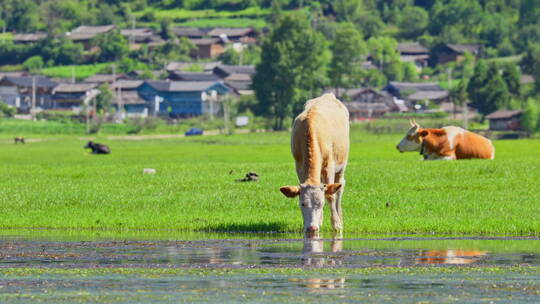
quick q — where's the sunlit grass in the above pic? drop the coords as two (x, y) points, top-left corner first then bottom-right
(41, 63), (112, 80)
(0, 130), (538, 234)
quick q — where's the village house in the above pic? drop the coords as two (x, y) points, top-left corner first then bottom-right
(66, 25), (116, 49)
(327, 88), (403, 119)
(436, 43), (481, 65)
(52, 83), (100, 110)
(120, 28), (164, 50)
(225, 73), (253, 96)
(207, 28), (258, 44)
(84, 74), (127, 85)
(167, 71), (220, 82)
(384, 81), (448, 111)
(166, 61), (222, 72)
(190, 38), (226, 59)
(111, 80), (148, 117)
(212, 64), (256, 79)
(396, 42), (430, 70)
(0, 76), (57, 111)
(486, 109), (523, 131)
(12, 32), (47, 44)
(137, 80), (231, 117)
(172, 27), (207, 39)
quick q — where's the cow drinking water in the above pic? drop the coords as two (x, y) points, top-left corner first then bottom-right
(84, 141), (111, 154)
(396, 120), (494, 160)
(279, 93), (350, 234)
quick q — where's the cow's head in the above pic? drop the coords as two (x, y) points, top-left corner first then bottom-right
(396, 120), (428, 153)
(84, 141), (94, 149)
(280, 183), (342, 233)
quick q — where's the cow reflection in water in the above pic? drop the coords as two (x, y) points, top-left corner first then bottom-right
(298, 237), (346, 290)
(416, 249), (488, 265)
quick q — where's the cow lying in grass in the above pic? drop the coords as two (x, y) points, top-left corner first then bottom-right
(84, 141), (110, 154)
(280, 93), (350, 234)
(396, 120), (494, 160)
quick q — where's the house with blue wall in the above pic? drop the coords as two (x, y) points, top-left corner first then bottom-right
(138, 80), (231, 117)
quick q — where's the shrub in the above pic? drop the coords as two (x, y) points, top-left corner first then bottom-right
(0, 102), (16, 117)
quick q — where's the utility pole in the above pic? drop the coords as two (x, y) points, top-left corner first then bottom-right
(31, 76), (36, 121)
(130, 15), (135, 46)
(85, 96), (90, 134)
(447, 68), (455, 118)
(223, 96), (231, 135)
(463, 99), (469, 129)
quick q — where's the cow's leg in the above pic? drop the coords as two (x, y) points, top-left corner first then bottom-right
(324, 164), (343, 233)
(332, 170), (346, 234)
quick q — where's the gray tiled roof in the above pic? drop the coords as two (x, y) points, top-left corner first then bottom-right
(145, 80), (224, 92)
(397, 42), (428, 54)
(207, 28), (255, 37)
(54, 83), (98, 93)
(485, 109), (523, 119)
(2, 76), (57, 89)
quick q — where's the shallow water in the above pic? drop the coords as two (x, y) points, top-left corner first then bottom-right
(0, 232), (539, 303)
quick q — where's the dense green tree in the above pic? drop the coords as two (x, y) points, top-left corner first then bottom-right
(402, 62), (418, 81)
(367, 36), (403, 81)
(521, 98), (539, 134)
(469, 63), (511, 117)
(253, 11), (329, 130)
(429, 0), (483, 41)
(23, 56), (44, 73)
(93, 32), (129, 62)
(398, 6), (428, 39)
(1, 0), (39, 32)
(328, 23), (366, 92)
(95, 84), (113, 113)
(520, 44), (540, 96)
(356, 13), (384, 39)
(502, 63), (521, 97)
(332, 0), (363, 22)
(449, 78), (468, 118)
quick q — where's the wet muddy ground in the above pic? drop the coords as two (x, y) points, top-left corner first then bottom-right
(0, 234), (539, 303)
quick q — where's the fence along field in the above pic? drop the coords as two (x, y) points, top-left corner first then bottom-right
(0, 127), (538, 235)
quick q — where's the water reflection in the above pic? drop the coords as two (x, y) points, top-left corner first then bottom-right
(416, 249), (488, 265)
(299, 237), (346, 290)
(302, 237), (343, 267)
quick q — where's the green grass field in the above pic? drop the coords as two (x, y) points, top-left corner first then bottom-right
(175, 17), (267, 29)
(134, 7), (269, 21)
(41, 63), (111, 80)
(0, 128), (538, 235)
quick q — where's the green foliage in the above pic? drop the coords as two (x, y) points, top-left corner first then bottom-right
(95, 84), (113, 113)
(520, 44), (540, 96)
(253, 11), (329, 130)
(402, 62), (418, 82)
(219, 45), (261, 65)
(22, 55), (44, 72)
(41, 63), (110, 80)
(522, 98), (539, 133)
(175, 17), (267, 29)
(398, 6), (428, 39)
(467, 60), (513, 117)
(328, 23), (366, 90)
(333, 0), (363, 22)
(92, 32), (129, 62)
(367, 36), (404, 81)
(0, 131), (539, 234)
(0, 102), (16, 117)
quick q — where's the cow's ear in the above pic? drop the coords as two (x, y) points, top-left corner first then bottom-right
(325, 183), (342, 195)
(280, 186), (300, 198)
(419, 130), (429, 137)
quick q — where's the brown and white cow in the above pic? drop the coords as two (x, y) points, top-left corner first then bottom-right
(280, 93), (350, 234)
(416, 249), (487, 265)
(396, 120), (494, 160)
